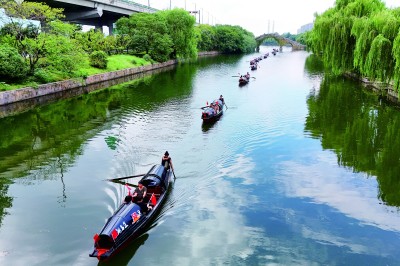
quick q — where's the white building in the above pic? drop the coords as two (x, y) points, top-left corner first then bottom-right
(297, 23), (313, 34)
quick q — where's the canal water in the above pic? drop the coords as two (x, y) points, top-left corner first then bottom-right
(0, 46), (400, 266)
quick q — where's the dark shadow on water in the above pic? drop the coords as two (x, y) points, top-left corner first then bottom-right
(98, 233), (149, 266)
(201, 115), (223, 133)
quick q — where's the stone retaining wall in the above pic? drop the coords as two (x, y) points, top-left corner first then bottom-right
(0, 59), (179, 106)
(344, 72), (399, 104)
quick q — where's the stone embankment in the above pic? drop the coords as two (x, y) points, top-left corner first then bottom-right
(0, 51), (220, 106)
(344, 73), (399, 103)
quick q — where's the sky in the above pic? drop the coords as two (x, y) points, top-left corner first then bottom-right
(133, 0), (400, 35)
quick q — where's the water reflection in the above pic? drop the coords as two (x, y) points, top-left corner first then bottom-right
(201, 116), (223, 133)
(304, 75), (400, 207)
(98, 233), (149, 266)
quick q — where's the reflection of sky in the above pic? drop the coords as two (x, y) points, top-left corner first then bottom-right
(169, 154), (262, 265)
(278, 150), (400, 232)
(132, 154), (274, 266)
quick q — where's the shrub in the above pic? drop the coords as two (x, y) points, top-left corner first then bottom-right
(0, 45), (29, 81)
(33, 68), (59, 84)
(89, 50), (108, 69)
(143, 54), (152, 62)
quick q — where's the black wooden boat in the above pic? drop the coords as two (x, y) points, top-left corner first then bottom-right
(251, 64), (258, 71)
(239, 75), (249, 85)
(201, 99), (223, 122)
(89, 164), (173, 261)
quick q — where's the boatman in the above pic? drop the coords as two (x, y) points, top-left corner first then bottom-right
(219, 95), (225, 104)
(161, 151), (174, 178)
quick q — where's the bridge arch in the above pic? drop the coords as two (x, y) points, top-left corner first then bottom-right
(255, 33), (306, 52)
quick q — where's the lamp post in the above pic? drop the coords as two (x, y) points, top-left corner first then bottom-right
(170, 0), (171, 9)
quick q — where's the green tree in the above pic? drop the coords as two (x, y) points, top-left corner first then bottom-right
(0, 44), (28, 81)
(116, 13), (171, 57)
(308, 0), (385, 75)
(148, 33), (173, 62)
(0, 0), (64, 29)
(89, 50), (108, 69)
(214, 25), (256, 53)
(195, 24), (216, 52)
(160, 8), (197, 59)
(74, 29), (107, 54)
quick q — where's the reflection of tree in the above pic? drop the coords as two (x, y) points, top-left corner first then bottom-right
(0, 180), (12, 227)
(304, 75), (400, 207)
(0, 63), (197, 222)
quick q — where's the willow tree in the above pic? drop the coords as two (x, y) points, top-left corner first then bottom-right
(160, 8), (197, 60)
(392, 8), (400, 91)
(352, 9), (400, 83)
(309, 0), (385, 75)
(195, 24), (216, 52)
(115, 12), (173, 62)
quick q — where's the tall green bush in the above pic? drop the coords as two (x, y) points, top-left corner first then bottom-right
(89, 51), (108, 69)
(0, 45), (28, 81)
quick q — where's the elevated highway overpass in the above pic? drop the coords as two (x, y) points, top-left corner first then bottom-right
(27, 0), (158, 33)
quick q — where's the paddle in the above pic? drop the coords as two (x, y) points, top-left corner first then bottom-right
(231, 75), (240, 77)
(111, 179), (138, 187)
(107, 173), (145, 182)
(171, 168), (176, 179)
(224, 102), (228, 109)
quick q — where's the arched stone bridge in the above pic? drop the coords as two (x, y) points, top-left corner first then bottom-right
(255, 33), (306, 52)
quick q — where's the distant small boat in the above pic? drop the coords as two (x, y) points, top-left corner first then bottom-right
(239, 74), (250, 85)
(251, 64), (258, 71)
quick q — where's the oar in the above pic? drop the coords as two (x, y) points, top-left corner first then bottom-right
(171, 168), (176, 179)
(110, 179), (138, 187)
(251, 77), (256, 79)
(232, 75), (240, 77)
(224, 103), (228, 109)
(107, 173), (145, 182)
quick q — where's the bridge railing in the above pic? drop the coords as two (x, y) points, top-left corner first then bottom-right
(115, 0), (158, 12)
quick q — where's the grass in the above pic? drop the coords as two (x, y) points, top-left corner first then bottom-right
(0, 54), (151, 91)
(79, 54), (150, 76)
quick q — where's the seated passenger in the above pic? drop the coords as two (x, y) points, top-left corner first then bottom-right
(132, 181), (147, 203)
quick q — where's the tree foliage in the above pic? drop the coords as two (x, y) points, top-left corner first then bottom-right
(0, 44), (28, 80)
(160, 9), (197, 59)
(195, 24), (216, 52)
(214, 25), (256, 53)
(89, 51), (108, 69)
(308, 0), (400, 91)
(0, 0), (64, 29)
(116, 12), (171, 58)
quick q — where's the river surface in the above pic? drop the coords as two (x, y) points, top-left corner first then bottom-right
(0, 46), (400, 266)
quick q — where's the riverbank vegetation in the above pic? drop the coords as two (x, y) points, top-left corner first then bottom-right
(0, 0), (256, 91)
(306, 0), (400, 92)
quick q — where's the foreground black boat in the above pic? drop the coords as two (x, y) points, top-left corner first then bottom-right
(89, 164), (173, 261)
(201, 99), (224, 122)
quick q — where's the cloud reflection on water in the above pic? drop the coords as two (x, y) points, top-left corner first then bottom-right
(278, 152), (400, 233)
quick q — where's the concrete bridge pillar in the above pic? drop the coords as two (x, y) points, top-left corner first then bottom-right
(108, 22), (114, 35)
